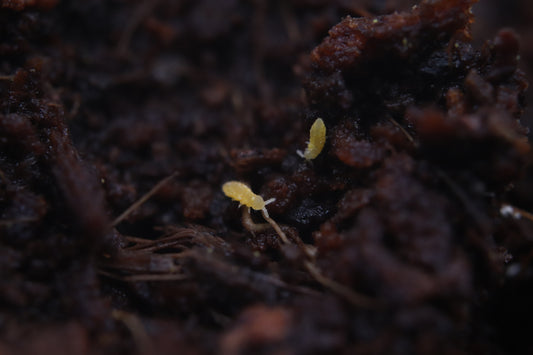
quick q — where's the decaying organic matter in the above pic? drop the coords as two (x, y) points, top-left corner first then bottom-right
(2, 0), (533, 354)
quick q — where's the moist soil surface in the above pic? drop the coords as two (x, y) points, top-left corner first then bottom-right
(1, 0), (533, 354)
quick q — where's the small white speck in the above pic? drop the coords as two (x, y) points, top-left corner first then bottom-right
(500, 204), (521, 219)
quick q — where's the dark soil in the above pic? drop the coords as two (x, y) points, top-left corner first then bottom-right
(1, 0), (533, 354)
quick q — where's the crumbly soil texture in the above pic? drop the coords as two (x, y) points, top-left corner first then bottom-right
(1, 0), (533, 354)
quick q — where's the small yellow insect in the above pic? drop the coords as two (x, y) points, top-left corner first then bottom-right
(297, 118), (326, 160)
(222, 180), (289, 244)
(222, 181), (275, 216)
